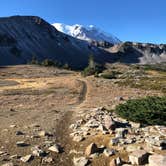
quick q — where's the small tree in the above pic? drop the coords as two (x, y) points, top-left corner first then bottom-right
(82, 54), (104, 76)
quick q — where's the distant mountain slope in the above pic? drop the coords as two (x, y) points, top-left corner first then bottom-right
(0, 16), (113, 69)
(0, 16), (165, 69)
(52, 23), (121, 44)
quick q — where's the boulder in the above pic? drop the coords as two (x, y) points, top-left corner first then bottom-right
(31, 146), (46, 157)
(115, 128), (128, 138)
(85, 143), (98, 156)
(16, 141), (29, 147)
(129, 150), (149, 165)
(110, 137), (120, 146)
(149, 154), (166, 166)
(20, 154), (33, 162)
(48, 144), (62, 153)
(73, 135), (84, 142)
(105, 115), (116, 130)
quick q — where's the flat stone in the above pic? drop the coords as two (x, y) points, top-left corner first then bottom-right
(42, 157), (53, 163)
(38, 131), (50, 137)
(16, 131), (24, 135)
(104, 148), (116, 157)
(149, 154), (166, 166)
(73, 135), (84, 142)
(110, 137), (120, 146)
(73, 157), (89, 166)
(20, 154), (33, 162)
(48, 144), (62, 153)
(31, 146), (46, 157)
(16, 141), (29, 147)
(85, 143), (98, 156)
(129, 150), (149, 165)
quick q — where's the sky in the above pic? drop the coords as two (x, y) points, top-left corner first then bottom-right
(0, 0), (166, 44)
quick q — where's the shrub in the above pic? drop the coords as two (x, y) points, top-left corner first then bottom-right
(41, 59), (55, 66)
(115, 96), (166, 126)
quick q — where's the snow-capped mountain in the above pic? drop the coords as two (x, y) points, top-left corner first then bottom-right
(52, 23), (121, 44)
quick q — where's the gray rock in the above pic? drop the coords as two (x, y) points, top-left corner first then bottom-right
(104, 115), (116, 130)
(109, 157), (122, 166)
(42, 157), (53, 163)
(73, 135), (84, 142)
(110, 137), (120, 146)
(73, 157), (89, 166)
(103, 148), (116, 157)
(85, 143), (98, 156)
(20, 154), (33, 162)
(129, 150), (149, 165)
(115, 128), (128, 138)
(16, 131), (24, 135)
(16, 141), (29, 147)
(31, 146), (46, 157)
(149, 154), (166, 166)
(48, 144), (62, 153)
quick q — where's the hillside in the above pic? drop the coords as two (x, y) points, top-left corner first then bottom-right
(0, 16), (166, 70)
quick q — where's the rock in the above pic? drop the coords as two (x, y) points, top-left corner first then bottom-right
(16, 141), (29, 147)
(73, 157), (89, 166)
(73, 135), (84, 142)
(31, 146), (46, 157)
(104, 148), (116, 157)
(115, 128), (128, 138)
(0, 151), (7, 156)
(20, 154), (33, 162)
(110, 137), (120, 146)
(85, 119), (100, 128)
(10, 124), (16, 128)
(109, 157), (122, 166)
(38, 130), (50, 137)
(9, 154), (20, 159)
(104, 115), (116, 130)
(85, 143), (98, 156)
(1, 163), (14, 166)
(16, 131), (24, 135)
(129, 150), (149, 165)
(48, 144), (62, 153)
(42, 157), (53, 163)
(126, 145), (142, 152)
(149, 154), (166, 166)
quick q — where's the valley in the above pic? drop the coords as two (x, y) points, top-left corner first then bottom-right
(0, 64), (165, 166)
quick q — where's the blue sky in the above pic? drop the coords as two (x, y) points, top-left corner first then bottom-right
(0, 0), (166, 44)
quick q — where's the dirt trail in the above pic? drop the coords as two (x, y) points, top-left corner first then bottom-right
(53, 79), (88, 165)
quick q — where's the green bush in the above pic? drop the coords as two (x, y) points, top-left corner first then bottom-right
(115, 96), (166, 125)
(41, 59), (56, 66)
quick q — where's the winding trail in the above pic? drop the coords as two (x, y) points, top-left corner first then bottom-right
(53, 79), (88, 165)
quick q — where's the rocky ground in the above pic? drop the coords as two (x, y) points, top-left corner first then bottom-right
(0, 65), (165, 166)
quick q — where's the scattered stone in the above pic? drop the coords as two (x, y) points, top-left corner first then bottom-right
(9, 154), (20, 159)
(16, 141), (29, 147)
(129, 150), (149, 165)
(48, 144), (62, 153)
(16, 131), (24, 135)
(42, 157), (53, 163)
(105, 115), (116, 130)
(110, 137), (120, 146)
(10, 125), (16, 128)
(73, 157), (89, 166)
(149, 154), (166, 166)
(38, 131), (50, 137)
(20, 154), (33, 163)
(115, 128), (128, 138)
(126, 145), (142, 152)
(1, 163), (14, 166)
(110, 157), (122, 166)
(31, 146), (46, 157)
(0, 151), (7, 156)
(85, 143), (98, 156)
(73, 135), (85, 142)
(104, 148), (116, 157)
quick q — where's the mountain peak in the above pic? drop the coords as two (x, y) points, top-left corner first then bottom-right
(52, 23), (121, 44)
